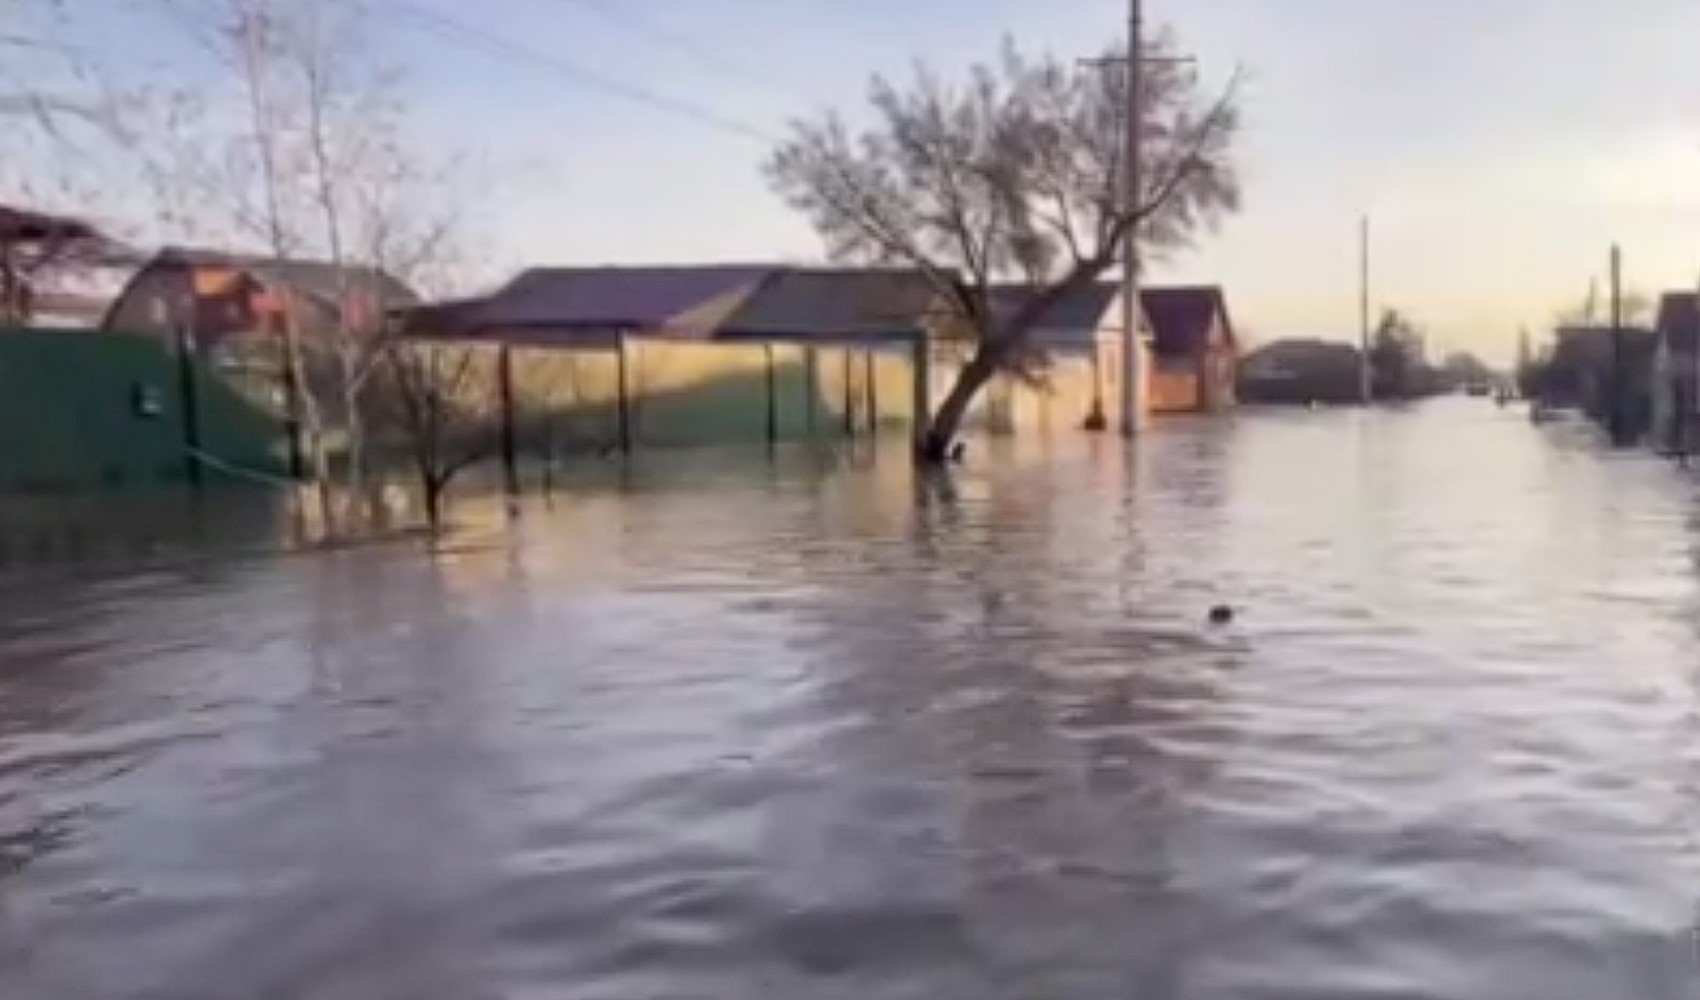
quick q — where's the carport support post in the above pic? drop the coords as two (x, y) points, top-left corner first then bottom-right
(910, 331), (932, 453)
(864, 351), (878, 434)
(764, 343), (778, 447)
(498, 344), (519, 495)
(615, 332), (633, 455)
(804, 347), (820, 437)
(842, 349), (855, 437)
(174, 323), (204, 488)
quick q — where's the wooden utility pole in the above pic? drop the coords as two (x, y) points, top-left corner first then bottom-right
(1119, 0), (1147, 437)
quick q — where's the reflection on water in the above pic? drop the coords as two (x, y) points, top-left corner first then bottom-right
(0, 401), (1697, 999)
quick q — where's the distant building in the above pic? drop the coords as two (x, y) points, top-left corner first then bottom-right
(1142, 286), (1237, 413)
(1651, 292), (1697, 452)
(0, 202), (124, 326)
(1237, 339), (1363, 405)
(1543, 324), (1657, 442)
(103, 247), (419, 352)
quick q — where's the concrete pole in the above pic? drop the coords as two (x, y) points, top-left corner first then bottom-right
(1610, 244), (1627, 444)
(1360, 214), (1373, 404)
(1119, 0), (1147, 437)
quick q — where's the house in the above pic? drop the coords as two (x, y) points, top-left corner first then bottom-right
(1651, 292), (1697, 452)
(1541, 325), (1658, 441)
(1237, 339), (1363, 405)
(1142, 286), (1237, 413)
(973, 282), (1141, 434)
(0, 202), (125, 326)
(103, 247), (420, 354)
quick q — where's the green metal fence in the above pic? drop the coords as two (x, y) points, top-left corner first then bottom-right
(0, 327), (286, 491)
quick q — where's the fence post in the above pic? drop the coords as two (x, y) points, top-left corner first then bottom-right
(616, 333), (633, 455)
(498, 344), (519, 495)
(804, 346), (819, 438)
(174, 324), (204, 488)
(842, 348), (855, 438)
(765, 343), (778, 447)
(864, 350), (878, 434)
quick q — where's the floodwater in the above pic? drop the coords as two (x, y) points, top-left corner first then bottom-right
(1, 401), (1697, 1000)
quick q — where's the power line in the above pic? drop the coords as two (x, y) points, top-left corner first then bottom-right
(381, 0), (777, 144)
(543, 0), (764, 88)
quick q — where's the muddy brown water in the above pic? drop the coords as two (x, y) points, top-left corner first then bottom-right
(0, 401), (1696, 999)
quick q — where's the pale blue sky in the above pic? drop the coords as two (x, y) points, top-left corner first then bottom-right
(34, 0), (1700, 360)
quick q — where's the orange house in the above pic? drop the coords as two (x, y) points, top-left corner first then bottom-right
(1143, 286), (1238, 414)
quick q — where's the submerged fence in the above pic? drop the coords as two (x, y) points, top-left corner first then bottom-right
(0, 327), (285, 491)
(0, 328), (926, 493)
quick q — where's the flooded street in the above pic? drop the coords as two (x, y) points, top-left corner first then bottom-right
(1, 400), (1697, 999)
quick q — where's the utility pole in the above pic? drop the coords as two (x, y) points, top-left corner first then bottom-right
(1359, 214), (1372, 404)
(1119, 0), (1147, 437)
(1609, 243), (1627, 445)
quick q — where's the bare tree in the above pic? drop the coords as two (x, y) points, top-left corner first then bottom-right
(1, 1), (94, 135)
(767, 34), (1241, 461)
(130, 0), (453, 532)
(367, 342), (500, 530)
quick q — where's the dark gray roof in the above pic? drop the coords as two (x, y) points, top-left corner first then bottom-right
(399, 264), (773, 344)
(987, 282), (1120, 332)
(714, 269), (937, 343)
(400, 265), (941, 346)
(496, 264), (774, 331)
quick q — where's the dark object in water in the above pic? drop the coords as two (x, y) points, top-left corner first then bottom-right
(1208, 605), (1235, 625)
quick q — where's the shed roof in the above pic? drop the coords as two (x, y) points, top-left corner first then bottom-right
(401, 264), (772, 345)
(399, 265), (939, 347)
(986, 282), (1120, 333)
(713, 268), (937, 343)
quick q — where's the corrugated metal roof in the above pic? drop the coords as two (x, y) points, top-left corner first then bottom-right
(987, 282), (1120, 334)
(494, 264), (775, 333)
(399, 265), (940, 346)
(713, 268), (937, 343)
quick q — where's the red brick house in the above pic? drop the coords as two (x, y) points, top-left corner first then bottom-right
(1143, 286), (1237, 414)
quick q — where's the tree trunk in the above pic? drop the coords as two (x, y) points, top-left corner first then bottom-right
(422, 472), (446, 532)
(916, 350), (998, 463)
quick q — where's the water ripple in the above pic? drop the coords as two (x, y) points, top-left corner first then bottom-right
(0, 403), (1696, 998)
